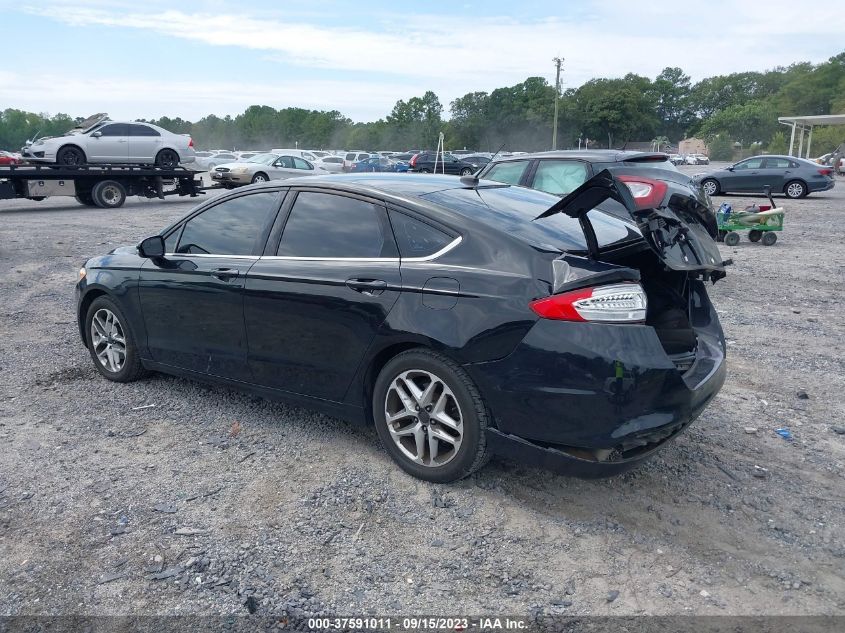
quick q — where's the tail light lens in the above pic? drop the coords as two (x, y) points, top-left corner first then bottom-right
(530, 283), (648, 323)
(188, 137), (194, 148)
(616, 175), (668, 209)
(818, 168), (832, 176)
(409, 154), (418, 167)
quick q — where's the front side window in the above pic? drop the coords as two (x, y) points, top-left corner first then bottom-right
(277, 192), (392, 258)
(484, 160), (530, 185)
(734, 158), (763, 170)
(532, 160), (589, 195)
(96, 123), (129, 137)
(277, 156), (295, 168)
(389, 211), (454, 258)
(176, 191), (282, 255)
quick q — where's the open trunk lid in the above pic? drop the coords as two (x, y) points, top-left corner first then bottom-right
(535, 170), (726, 280)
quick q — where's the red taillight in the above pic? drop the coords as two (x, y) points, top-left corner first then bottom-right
(616, 175), (668, 209)
(819, 168), (832, 176)
(188, 137), (194, 148)
(409, 154), (418, 167)
(529, 283), (648, 323)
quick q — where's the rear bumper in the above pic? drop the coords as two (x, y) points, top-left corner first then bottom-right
(809, 179), (835, 193)
(465, 281), (726, 477)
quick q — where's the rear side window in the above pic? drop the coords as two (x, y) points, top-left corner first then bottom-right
(128, 124), (160, 137)
(278, 192), (394, 258)
(345, 153), (356, 161)
(484, 160), (530, 185)
(764, 157), (792, 168)
(176, 191), (282, 255)
(389, 212), (453, 258)
(532, 160), (588, 195)
(293, 157), (312, 170)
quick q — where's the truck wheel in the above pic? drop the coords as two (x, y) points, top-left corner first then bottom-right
(92, 180), (127, 209)
(155, 149), (180, 169)
(75, 191), (97, 206)
(56, 146), (86, 166)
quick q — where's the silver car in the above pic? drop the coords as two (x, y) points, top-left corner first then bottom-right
(21, 113), (195, 168)
(211, 153), (330, 187)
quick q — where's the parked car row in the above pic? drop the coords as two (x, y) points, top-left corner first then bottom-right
(669, 154), (709, 165)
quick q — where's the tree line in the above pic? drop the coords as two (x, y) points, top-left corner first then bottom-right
(1, 51), (843, 156)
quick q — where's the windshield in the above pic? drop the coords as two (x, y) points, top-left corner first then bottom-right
(247, 153), (280, 165)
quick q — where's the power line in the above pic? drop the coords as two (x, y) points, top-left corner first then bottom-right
(552, 57), (564, 150)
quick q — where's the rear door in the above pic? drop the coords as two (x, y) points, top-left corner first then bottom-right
(88, 123), (129, 162)
(758, 157), (791, 191)
(139, 190), (284, 379)
(127, 123), (162, 163)
(243, 189), (401, 399)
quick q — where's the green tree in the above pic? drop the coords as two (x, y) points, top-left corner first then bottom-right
(708, 135), (734, 161)
(649, 67), (694, 141)
(766, 131), (788, 154)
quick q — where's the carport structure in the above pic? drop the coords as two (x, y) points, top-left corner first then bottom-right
(778, 114), (845, 158)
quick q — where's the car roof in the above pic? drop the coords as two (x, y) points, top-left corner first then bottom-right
(489, 150), (670, 163)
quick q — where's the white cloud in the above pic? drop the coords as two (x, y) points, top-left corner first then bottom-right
(8, 0), (845, 121)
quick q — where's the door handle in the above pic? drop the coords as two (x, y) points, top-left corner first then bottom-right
(346, 278), (387, 295)
(211, 268), (239, 281)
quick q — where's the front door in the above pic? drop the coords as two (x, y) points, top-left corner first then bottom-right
(244, 189), (401, 400)
(139, 190), (284, 380)
(88, 123), (129, 163)
(728, 157), (765, 191)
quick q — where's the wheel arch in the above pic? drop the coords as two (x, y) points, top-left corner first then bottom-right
(77, 286), (110, 346)
(783, 178), (808, 195)
(57, 143), (87, 162)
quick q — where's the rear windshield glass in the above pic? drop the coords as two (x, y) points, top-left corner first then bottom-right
(598, 159), (679, 172)
(421, 186), (639, 252)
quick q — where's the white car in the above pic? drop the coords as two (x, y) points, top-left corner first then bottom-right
(270, 148), (319, 162)
(194, 151), (239, 172)
(342, 151), (372, 171)
(21, 113), (195, 168)
(211, 152), (329, 187)
(315, 155), (345, 173)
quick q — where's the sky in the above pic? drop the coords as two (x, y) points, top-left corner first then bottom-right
(1, 0), (844, 123)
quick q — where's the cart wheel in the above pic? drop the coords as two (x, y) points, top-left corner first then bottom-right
(748, 229), (763, 242)
(761, 232), (777, 246)
(717, 229), (727, 242)
(724, 232), (740, 246)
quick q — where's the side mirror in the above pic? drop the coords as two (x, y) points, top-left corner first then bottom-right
(91, 131), (102, 138)
(138, 235), (165, 258)
(726, 166), (734, 171)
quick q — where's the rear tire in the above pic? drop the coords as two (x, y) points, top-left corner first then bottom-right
(724, 231), (740, 246)
(92, 180), (127, 209)
(56, 146), (86, 166)
(748, 229), (763, 242)
(373, 349), (490, 483)
(785, 180), (806, 199)
(460, 167), (474, 176)
(762, 232), (777, 246)
(419, 168), (431, 174)
(155, 149), (180, 169)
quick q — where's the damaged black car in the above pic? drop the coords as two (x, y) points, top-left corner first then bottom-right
(75, 171), (726, 483)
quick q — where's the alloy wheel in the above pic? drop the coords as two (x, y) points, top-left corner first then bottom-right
(90, 308), (127, 373)
(384, 369), (463, 467)
(702, 180), (718, 196)
(786, 182), (804, 198)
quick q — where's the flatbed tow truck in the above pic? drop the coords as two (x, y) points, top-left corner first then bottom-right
(0, 163), (211, 208)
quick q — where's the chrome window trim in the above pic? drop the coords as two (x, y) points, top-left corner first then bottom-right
(259, 235), (462, 263)
(164, 253), (260, 260)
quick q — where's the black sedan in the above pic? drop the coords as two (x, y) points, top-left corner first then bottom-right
(76, 172), (726, 483)
(408, 151), (480, 176)
(698, 154), (836, 198)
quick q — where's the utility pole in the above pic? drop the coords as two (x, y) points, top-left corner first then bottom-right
(552, 56), (564, 150)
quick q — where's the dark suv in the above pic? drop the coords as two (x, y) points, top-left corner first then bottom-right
(476, 150), (715, 227)
(409, 152), (480, 176)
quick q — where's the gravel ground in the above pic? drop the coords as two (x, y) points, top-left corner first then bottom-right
(0, 165), (843, 621)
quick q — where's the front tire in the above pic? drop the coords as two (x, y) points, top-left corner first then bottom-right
(251, 172), (269, 183)
(373, 350), (490, 483)
(85, 296), (148, 382)
(762, 232), (777, 246)
(56, 145), (86, 166)
(785, 180), (807, 199)
(701, 178), (720, 196)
